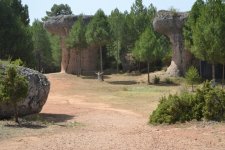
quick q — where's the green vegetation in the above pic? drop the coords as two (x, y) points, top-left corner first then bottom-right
(86, 9), (110, 75)
(43, 4), (72, 21)
(185, 66), (201, 91)
(31, 20), (53, 72)
(153, 75), (160, 84)
(133, 27), (159, 84)
(149, 81), (225, 125)
(184, 0), (225, 80)
(0, 61), (28, 124)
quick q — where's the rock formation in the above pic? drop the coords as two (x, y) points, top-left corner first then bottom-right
(44, 15), (98, 75)
(153, 10), (192, 76)
(0, 65), (50, 118)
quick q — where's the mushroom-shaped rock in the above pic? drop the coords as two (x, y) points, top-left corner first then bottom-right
(153, 10), (191, 76)
(0, 65), (50, 119)
(44, 15), (98, 75)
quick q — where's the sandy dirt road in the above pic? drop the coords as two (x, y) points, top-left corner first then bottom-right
(1, 73), (225, 150)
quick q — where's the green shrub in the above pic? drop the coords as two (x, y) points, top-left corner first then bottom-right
(149, 93), (194, 124)
(153, 75), (160, 84)
(149, 81), (225, 125)
(185, 66), (201, 91)
(0, 63), (28, 124)
(164, 78), (173, 84)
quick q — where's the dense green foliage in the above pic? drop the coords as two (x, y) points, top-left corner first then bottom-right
(185, 66), (201, 91)
(0, 61), (28, 123)
(108, 8), (126, 72)
(31, 20), (53, 72)
(150, 81), (225, 125)
(86, 9), (110, 73)
(184, 0), (225, 79)
(133, 27), (158, 84)
(0, 0), (33, 64)
(42, 4), (72, 21)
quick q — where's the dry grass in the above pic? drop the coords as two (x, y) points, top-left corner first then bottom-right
(50, 72), (181, 117)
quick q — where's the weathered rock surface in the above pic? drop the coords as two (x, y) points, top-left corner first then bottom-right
(44, 15), (98, 75)
(44, 15), (92, 36)
(153, 10), (192, 76)
(0, 65), (50, 118)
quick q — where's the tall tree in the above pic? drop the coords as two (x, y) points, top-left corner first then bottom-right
(127, 0), (149, 50)
(108, 8), (126, 73)
(31, 20), (52, 72)
(184, 0), (205, 76)
(48, 33), (61, 70)
(133, 27), (158, 84)
(2, 0), (30, 25)
(66, 15), (87, 76)
(85, 9), (110, 79)
(0, 0), (33, 65)
(192, 0), (225, 80)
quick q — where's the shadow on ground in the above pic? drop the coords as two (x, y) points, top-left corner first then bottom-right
(82, 75), (111, 80)
(107, 80), (137, 85)
(3, 113), (76, 129)
(38, 113), (75, 123)
(5, 122), (47, 129)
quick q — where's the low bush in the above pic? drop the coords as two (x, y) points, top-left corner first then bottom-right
(149, 93), (194, 124)
(164, 78), (173, 84)
(153, 75), (160, 84)
(149, 81), (225, 125)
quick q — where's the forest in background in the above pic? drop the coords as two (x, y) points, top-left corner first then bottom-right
(0, 0), (171, 74)
(1, 0), (225, 81)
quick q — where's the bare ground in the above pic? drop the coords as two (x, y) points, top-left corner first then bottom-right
(0, 73), (225, 150)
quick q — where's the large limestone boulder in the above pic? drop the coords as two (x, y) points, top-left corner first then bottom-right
(153, 10), (192, 76)
(44, 15), (98, 75)
(0, 65), (50, 119)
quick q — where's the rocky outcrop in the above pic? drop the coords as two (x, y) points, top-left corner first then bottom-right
(153, 10), (192, 76)
(44, 15), (98, 75)
(0, 65), (50, 118)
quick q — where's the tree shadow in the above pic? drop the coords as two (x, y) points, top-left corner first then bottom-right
(107, 80), (137, 85)
(5, 122), (47, 129)
(4, 113), (75, 129)
(36, 113), (75, 123)
(153, 82), (180, 87)
(81, 75), (111, 80)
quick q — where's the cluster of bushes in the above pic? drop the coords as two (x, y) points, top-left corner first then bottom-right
(149, 81), (225, 124)
(0, 60), (28, 124)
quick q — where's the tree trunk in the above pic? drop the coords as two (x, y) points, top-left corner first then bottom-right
(76, 53), (79, 75)
(14, 103), (19, 124)
(192, 84), (194, 92)
(138, 61), (141, 72)
(148, 61), (150, 85)
(199, 60), (202, 77)
(100, 46), (103, 73)
(100, 45), (104, 81)
(79, 52), (82, 76)
(222, 63), (224, 89)
(212, 63), (216, 80)
(117, 40), (119, 74)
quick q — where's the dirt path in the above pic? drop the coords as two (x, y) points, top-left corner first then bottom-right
(1, 73), (225, 150)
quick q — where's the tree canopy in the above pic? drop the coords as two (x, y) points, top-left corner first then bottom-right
(86, 9), (110, 74)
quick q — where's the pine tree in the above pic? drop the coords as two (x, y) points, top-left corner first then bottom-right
(85, 9), (110, 80)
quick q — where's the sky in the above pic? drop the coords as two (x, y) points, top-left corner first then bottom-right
(21, 0), (196, 24)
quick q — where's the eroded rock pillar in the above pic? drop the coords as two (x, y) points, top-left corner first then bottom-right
(153, 10), (191, 76)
